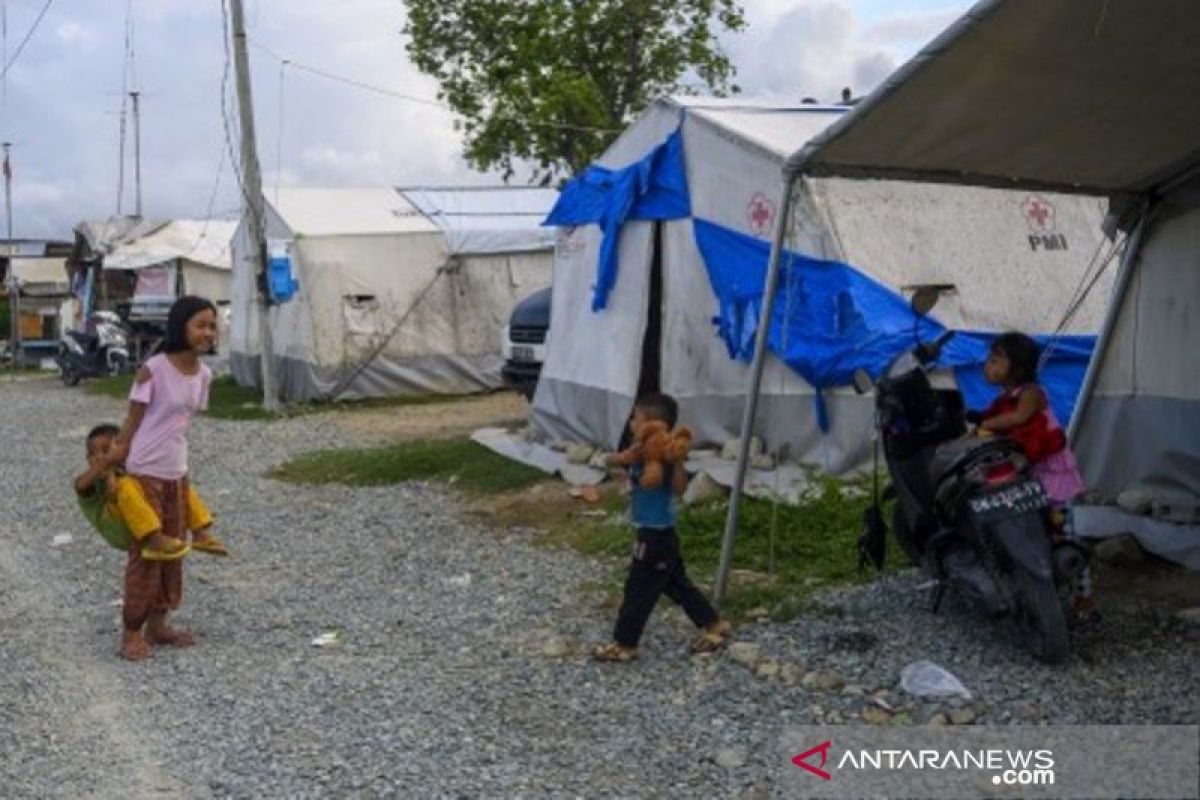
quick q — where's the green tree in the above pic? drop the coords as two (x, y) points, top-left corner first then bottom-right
(405, 0), (745, 183)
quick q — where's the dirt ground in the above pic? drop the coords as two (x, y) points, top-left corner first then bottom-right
(327, 390), (530, 443)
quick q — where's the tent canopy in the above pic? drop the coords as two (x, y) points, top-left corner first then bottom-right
(267, 186), (559, 255)
(400, 186), (560, 255)
(786, 0), (1200, 197)
(101, 220), (237, 272)
(9, 257), (69, 295)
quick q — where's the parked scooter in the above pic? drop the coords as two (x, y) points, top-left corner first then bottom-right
(56, 310), (131, 386)
(854, 291), (1086, 664)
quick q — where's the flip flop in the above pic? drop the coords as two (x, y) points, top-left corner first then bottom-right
(691, 620), (732, 654)
(140, 540), (191, 562)
(592, 643), (638, 663)
(191, 535), (229, 556)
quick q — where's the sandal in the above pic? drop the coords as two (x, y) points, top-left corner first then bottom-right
(691, 620), (731, 654)
(140, 540), (191, 562)
(191, 533), (229, 556)
(592, 643), (638, 663)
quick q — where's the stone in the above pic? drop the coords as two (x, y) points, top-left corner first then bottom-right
(728, 642), (762, 670)
(746, 606), (770, 621)
(841, 684), (866, 698)
(565, 444), (596, 465)
(779, 663), (805, 686)
(542, 638), (572, 658)
(927, 712), (950, 726)
(949, 708), (978, 725)
(750, 454), (776, 471)
(715, 747), (748, 770)
(802, 669), (847, 692)
(755, 660), (781, 680)
(1116, 488), (1155, 515)
(683, 472), (728, 506)
(1094, 534), (1146, 567)
(721, 437), (764, 461)
(862, 706), (891, 725)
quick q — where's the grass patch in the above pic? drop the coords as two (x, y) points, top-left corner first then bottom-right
(86, 374), (481, 422)
(540, 477), (906, 622)
(270, 436), (547, 495)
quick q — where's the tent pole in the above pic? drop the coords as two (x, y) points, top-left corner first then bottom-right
(1066, 208), (1151, 443)
(713, 172), (797, 608)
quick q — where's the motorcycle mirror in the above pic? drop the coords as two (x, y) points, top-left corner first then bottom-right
(852, 368), (873, 395)
(905, 283), (957, 318)
(911, 287), (940, 317)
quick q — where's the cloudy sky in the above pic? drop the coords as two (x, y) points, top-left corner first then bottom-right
(1, 0), (971, 239)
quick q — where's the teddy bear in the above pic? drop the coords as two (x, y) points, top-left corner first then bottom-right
(612, 419), (693, 489)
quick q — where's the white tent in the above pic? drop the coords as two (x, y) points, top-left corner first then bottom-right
(533, 97), (1114, 474)
(757, 0), (1200, 567)
(229, 186), (557, 402)
(75, 217), (236, 305)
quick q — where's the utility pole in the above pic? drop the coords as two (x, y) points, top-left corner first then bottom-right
(130, 90), (142, 217)
(3, 141), (17, 366)
(228, 0), (279, 411)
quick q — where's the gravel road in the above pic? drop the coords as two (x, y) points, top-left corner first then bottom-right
(1, 374), (1195, 798)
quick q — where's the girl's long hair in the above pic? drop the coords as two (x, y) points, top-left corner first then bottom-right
(162, 295), (217, 354)
(992, 331), (1040, 385)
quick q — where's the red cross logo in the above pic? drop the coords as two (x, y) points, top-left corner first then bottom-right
(748, 192), (775, 237)
(1022, 195), (1055, 232)
(792, 740), (834, 780)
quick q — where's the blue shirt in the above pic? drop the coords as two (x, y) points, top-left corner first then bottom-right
(629, 463), (676, 530)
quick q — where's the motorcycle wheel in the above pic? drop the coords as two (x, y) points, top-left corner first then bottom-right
(891, 505), (923, 566)
(1015, 570), (1069, 664)
(61, 366), (81, 387)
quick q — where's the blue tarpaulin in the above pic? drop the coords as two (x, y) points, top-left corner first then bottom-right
(692, 218), (1096, 428)
(543, 128), (690, 310)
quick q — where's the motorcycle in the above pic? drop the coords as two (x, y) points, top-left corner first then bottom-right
(56, 310), (132, 386)
(853, 292), (1086, 664)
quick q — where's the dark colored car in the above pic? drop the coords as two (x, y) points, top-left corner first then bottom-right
(501, 287), (551, 400)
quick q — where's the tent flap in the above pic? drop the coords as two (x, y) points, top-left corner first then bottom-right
(693, 217), (1096, 426)
(544, 127), (690, 310)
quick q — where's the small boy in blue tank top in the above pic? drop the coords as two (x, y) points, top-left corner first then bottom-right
(593, 393), (730, 663)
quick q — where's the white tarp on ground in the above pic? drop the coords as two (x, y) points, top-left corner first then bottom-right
(229, 186), (557, 402)
(767, 0), (1200, 566)
(532, 97), (1112, 475)
(470, 426), (815, 502)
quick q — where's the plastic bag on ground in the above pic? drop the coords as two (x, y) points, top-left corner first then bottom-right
(899, 660), (973, 700)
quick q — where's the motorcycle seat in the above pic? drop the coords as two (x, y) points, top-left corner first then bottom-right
(930, 435), (1020, 483)
(67, 331), (100, 352)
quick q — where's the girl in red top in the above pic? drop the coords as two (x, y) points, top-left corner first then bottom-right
(973, 332), (1095, 619)
(975, 333), (1086, 503)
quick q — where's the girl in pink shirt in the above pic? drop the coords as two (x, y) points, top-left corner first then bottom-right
(113, 296), (227, 661)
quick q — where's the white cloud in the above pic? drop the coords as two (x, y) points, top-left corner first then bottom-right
(4, 0), (971, 238)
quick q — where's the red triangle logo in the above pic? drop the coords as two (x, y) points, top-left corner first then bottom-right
(792, 740), (833, 780)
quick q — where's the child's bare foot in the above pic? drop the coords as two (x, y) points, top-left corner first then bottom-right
(141, 531), (189, 561)
(191, 528), (229, 556)
(120, 631), (153, 661)
(593, 642), (638, 662)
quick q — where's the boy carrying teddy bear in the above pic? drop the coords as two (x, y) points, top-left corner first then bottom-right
(592, 392), (731, 663)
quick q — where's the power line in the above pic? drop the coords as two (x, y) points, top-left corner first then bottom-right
(248, 37), (621, 134)
(0, 0), (53, 82)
